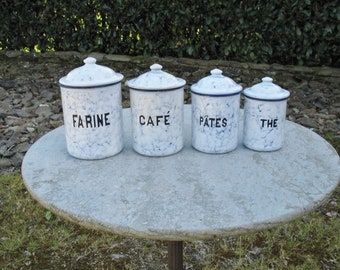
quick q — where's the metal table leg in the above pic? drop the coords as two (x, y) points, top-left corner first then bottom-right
(168, 241), (183, 270)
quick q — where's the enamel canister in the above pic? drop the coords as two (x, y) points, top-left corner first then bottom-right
(190, 69), (242, 153)
(243, 77), (290, 151)
(126, 64), (186, 156)
(59, 57), (124, 159)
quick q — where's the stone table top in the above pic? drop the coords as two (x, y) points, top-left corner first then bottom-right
(22, 105), (340, 241)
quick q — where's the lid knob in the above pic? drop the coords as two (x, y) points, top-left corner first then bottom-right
(83, 57), (97, 65)
(150, 63), (163, 72)
(210, 69), (223, 76)
(262, 77), (273, 83)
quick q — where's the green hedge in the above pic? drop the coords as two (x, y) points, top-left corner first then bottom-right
(1, 0), (339, 66)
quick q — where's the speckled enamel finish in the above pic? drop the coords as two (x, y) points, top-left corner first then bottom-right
(243, 77), (290, 151)
(60, 86), (123, 159)
(190, 69), (242, 153)
(191, 94), (240, 153)
(129, 90), (184, 156)
(59, 57), (124, 159)
(243, 98), (288, 151)
(126, 64), (185, 156)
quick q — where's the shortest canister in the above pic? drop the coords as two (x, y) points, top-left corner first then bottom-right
(190, 69), (242, 153)
(243, 77), (290, 151)
(59, 57), (124, 159)
(126, 64), (186, 156)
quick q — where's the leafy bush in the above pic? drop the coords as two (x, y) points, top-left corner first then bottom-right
(0, 0), (339, 66)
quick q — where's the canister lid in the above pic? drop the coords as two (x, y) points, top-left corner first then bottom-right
(190, 69), (242, 96)
(126, 64), (186, 90)
(59, 57), (124, 88)
(243, 77), (290, 101)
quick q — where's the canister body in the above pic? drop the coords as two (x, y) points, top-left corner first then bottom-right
(243, 98), (287, 151)
(130, 88), (184, 156)
(191, 93), (240, 153)
(61, 85), (123, 159)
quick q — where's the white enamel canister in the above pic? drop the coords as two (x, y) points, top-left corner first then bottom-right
(190, 69), (242, 153)
(243, 77), (290, 151)
(59, 57), (124, 159)
(126, 64), (186, 156)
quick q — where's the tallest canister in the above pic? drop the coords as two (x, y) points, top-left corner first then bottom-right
(59, 57), (124, 159)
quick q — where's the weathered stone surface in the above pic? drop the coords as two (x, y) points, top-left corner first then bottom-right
(0, 50), (339, 175)
(21, 107), (340, 241)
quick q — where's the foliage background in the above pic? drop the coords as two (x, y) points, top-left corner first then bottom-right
(1, 0), (339, 67)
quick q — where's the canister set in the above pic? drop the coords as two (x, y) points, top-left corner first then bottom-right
(59, 57), (290, 159)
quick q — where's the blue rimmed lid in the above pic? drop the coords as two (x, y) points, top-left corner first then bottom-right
(59, 57), (124, 88)
(126, 63), (186, 91)
(243, 77), (290, 101)
(190, 69), (242, 96)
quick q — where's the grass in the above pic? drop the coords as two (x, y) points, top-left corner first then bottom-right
(1, 132), (339, 269)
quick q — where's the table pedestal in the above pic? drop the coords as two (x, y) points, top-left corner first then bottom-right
(168, 241), (183, 270)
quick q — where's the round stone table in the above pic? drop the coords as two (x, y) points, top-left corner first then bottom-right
(22, 105), (340, 269)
